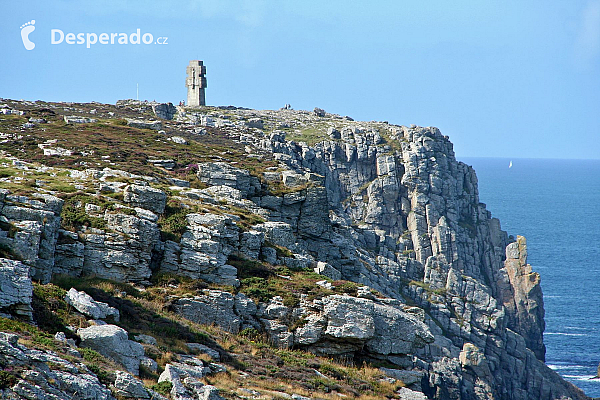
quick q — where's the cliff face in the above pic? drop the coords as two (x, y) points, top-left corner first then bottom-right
(0, 99), (586, 400)
(258, 123), (558, 398)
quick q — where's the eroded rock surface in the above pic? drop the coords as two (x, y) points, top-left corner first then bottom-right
(0, 102), (588, 400)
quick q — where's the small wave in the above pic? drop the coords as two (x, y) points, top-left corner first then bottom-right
(548, 364), (588, 371)
(563, 326), (589, 330)
(563, 375), (599, 382)
(545, 332), (588, 337)
(544, 295), (562, 298)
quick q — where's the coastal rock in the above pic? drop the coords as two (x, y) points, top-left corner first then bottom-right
(113, 371), (152, 399)
(64, 116), (97, 124)
(65, 288), (120, 321)
(197, 162), (260, 198)
(123, 184), (167, 214)
(0, 100), (589, 400)
(295, 295), (433, 358)
(126, 119), (162, 130)
(0, 192), (63, 283)
(160, 213), (240, 286)
(0, 258), (33, 319)
(78, 325), (145, 375)
(498, 235), (545, 360)
(78, 212), (161, 282)
(0, 331), (115, 400)
(153, 103), (177, 120)
(172, 290), (241, 333)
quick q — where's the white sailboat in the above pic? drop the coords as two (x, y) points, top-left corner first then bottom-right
(509, 160), (513, 169)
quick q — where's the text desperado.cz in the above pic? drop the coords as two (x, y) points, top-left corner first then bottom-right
(51, 29), (167, 48)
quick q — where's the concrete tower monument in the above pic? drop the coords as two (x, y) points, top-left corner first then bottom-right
(186, 60), (206, 107)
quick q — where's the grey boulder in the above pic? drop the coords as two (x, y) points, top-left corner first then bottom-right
(65, 288), (120, 321)
(78, 324), (145, 375)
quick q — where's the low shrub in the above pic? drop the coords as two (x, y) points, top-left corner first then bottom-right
(151, 381), (173, 396)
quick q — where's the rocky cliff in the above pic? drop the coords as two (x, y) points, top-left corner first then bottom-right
(0, 98), (588, 400)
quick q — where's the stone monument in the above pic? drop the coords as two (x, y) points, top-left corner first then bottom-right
(186, 60), (206, 107)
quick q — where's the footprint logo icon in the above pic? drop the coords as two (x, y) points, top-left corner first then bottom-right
(20, 20), (36, 50)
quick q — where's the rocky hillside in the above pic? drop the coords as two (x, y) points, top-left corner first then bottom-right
(0, 98), (588, 400)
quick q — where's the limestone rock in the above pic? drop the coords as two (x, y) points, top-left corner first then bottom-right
(153, 103), (177, 120)
(134, 334), (158, 346)
(113, 371), (151, 399)
(397, 388), (428, 400)
(499, 235), (545, 360)
(158, 356), (217, 400)
(78, 212), (160, 282)
(245, 118), (264, 129)
(197, 162), (259, 198)
(187, 343), (220, 361)
(380, 368), (424, 386)
(0, 102), (590, 400)
(65, 288), (120, 321)
(0, 331), (115, 400)
(0, 193), (63, 283)
(295, 295), (433, 357)
(313, 107), (326, 117)
(64, 115), (97, 124)
(126, 119), (162, 130)
(160, 213), (240, 286)
(148, 159), (176, 170)
(0, 258), (33, 319)
(78, 324), (145, 375)
(459, 342), (491, 378)
(172, 290), (241, 333)
(169, 136), (189, 145)
(313, 261), (341, 280)
(123, 184), (167, 214)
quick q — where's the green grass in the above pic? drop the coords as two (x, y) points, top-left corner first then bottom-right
(286, 127), (329, 146)
(159, 199), (193, 242)
(59, 193), (109, 231)
(236, 259), (363, 310)
(0, 317), (57, 350)
(0, 112), (279, 184)
(409, 280), (447, 298)
(151, 381), (173, 396)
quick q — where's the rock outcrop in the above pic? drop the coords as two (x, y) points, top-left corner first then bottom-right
(0, 332), (115, 400)
(0, 99), (588, 400)
(499, 235), (546, 361)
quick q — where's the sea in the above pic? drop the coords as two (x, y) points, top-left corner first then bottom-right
(461, 157), (600, 397)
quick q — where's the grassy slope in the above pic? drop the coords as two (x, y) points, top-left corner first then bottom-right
(0, 100), (405, 399)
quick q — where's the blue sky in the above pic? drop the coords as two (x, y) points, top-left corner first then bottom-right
(1, 1), (599, 159)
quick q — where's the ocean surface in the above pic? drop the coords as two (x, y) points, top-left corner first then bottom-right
(461, 157), (600, 397)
